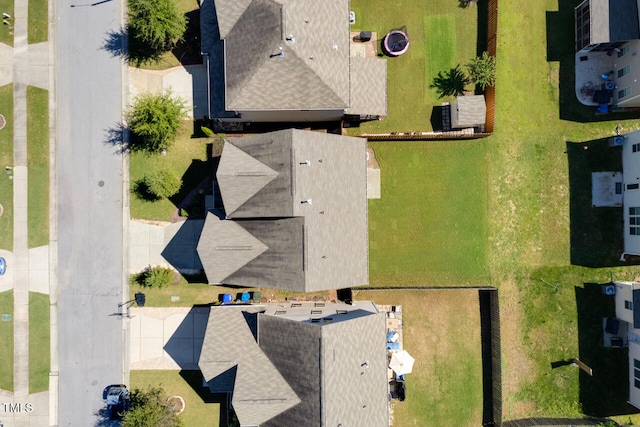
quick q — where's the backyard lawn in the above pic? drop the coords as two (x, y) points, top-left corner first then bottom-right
(368, 140), (489, 286)
(355, 288), (483, 426)
(130, 370), (223, 426)
(0, 84), (12, 251)
(349, 0), (478, 133)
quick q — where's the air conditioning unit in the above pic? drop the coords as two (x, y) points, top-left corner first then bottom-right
(609, 136), (625, 147)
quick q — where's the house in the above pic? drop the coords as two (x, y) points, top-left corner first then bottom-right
(199, 0), (387, 122)
(612, 281), (640, 409)
(198, 301), (389, 427)
(196, 128), (369, 291)
(574, 0), (640, 107)
(620, 130), (640, 258)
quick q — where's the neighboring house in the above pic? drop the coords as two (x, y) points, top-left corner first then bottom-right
(198, 301), (389, 427)
(613, 281), (640, 409)
(199, 0), (387, 122)
(574, 0), (640, 107)
(197, 128), (368, 291)
(621, 130), (640, 258)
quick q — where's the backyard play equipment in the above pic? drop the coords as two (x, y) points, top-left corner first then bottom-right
(383, 28), (409, 56)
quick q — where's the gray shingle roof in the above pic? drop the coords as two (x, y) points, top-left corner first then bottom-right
(199, 129), (369, 292)
(452, 95), (486, 128)
(199, 306), (301, 426)
(347, 57), (388, 117)
(589, 0), (639, 43)
(213, 0), (351, 111)
(200, 302), (389, 427)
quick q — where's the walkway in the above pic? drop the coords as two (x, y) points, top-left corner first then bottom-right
(0, 0), (55, 423)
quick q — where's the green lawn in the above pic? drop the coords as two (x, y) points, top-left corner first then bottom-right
(27, 86), (49, 248)
(0, 84), (13, 251)
(29, 292), (49, 393)
(350, 0), (477, 133)
(368, 141), (489, 286)
(355, 289), (483, 426)
(0, 290), (13, 391)
(0, 0), (14, 46)
(129, 122), (215, 221)
(130, 370), (222, 426)
(27, 0), (47, 44)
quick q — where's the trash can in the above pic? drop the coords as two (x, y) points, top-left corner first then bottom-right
(251, 291), (261, 302)
(240, 292), (250, 303)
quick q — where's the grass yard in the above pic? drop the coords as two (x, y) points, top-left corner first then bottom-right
(354, 288), (483, 426)
(0, 290), (13, 391)
(129, 121), (214, 221)
(368, 141), (489, 286)
(349, 0), (478, 133)
(0, 84), (13, 251)
(27, 0), (47, 44)
(27, 86), (49, 248)
(0, 0), (14, 46)
(130, 370), (222, 426)
(29, 292), (49, 394)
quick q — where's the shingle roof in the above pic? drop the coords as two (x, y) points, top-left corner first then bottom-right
(214, 0), (350, 111)
(347, 57), (388, 117)
(199, 306), (301, 426)
(199, 302), (389, 427)
(589, 0), (639, 43)
(200, 129), (369, 292)
(452, 95), (486, 128)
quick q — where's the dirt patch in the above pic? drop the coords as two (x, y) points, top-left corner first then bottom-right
(367, 147), (380, 169)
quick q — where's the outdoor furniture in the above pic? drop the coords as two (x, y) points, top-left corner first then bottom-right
(605, 317), (620, 335)
(387, 342), (400, 351)
(360, 31), (372, 42)
(611, 337), (624, 348)
(389, 349), (415, 375)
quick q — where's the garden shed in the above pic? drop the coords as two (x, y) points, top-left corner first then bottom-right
(451, 95), (486, 129)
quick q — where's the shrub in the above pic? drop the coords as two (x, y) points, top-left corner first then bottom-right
(135, 266), (174, 289)
(200, 126), (214, 137)
(127, 92), (186, 154)
(142, 169), (182, 199)
(466, 51), (497, 90)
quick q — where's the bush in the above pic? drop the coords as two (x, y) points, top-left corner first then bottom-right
(127, 92), (186, 154)
(122, 386), (184, 427)
(466, 51), (496, 90)
(200, 126), (214, 137)
(142, 169), (182, 199)
(135, 266), (175, 289)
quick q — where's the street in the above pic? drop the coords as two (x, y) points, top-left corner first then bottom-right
(55, 0), (127, 425)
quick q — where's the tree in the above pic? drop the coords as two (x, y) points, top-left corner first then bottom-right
(430, 65), (468, 99)
(127, 92), (186, 154)
(141, 169), (182, 199)
(121, 386), (183, 427)
(134, 266), (175, 288)
(128, 0), (187, 64)
(466, 51), (497, 90)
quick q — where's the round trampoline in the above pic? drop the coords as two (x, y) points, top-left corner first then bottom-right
(383, 30), (409, 56)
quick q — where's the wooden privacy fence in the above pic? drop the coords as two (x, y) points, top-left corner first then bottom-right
(480, 288), (502, 426)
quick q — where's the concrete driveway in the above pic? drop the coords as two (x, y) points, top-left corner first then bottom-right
(129, 307), (209, 370)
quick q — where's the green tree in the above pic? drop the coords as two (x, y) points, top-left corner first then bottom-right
(430, 65), (468, 99)
(135, 266), (175, 288)
(466, 51), (497, 90)
(127, 92), (186, 154)
(121, 386), (183, 427)
(141, 169), (182, 199)
(128, 0), (187, 65)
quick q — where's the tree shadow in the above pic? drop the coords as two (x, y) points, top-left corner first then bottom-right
(575, 283), (638, 416)
(103, 28), (129, 61)
(103, 123), (128, 154)
(566, 139), (629, 267)
(131, 179), (160, 202)
(430, 65), (468, 99)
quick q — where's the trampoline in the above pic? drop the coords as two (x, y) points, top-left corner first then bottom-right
(383, 30), (409, 56)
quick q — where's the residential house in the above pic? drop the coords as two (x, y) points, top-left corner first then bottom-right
(621, 130), (640, 258)
(574, 0), (640, 107)
(613, 281), (640, 409)
(198, 301), (389, 426)
(199, 0), (387, 122)
(197, 128), (368, 291)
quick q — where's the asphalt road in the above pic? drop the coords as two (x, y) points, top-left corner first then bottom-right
(55, 0), (126, 425)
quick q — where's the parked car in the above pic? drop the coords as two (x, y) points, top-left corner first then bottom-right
(102, 384), (129, 420)
(0, 257), (5, 275)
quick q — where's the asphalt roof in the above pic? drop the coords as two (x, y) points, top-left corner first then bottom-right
(199, 129), (369, 292)
(589, 0), (639, 43)
(199, 302), (389, 427)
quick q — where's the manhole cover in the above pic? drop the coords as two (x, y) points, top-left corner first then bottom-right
(98, 181), (104, 187)
(0, 114), (5, 130)
(1, 314), (12, 322)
